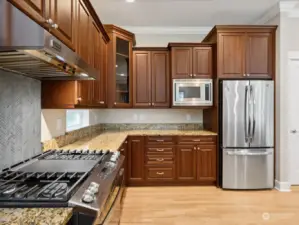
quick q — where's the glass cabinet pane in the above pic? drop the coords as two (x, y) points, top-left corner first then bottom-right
(115, 37), (130, 103)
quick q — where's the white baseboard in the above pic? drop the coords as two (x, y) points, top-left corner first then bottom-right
(275, 180), (291, 192)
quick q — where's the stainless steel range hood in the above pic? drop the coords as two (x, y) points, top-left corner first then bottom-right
(0, 1), (98, 80)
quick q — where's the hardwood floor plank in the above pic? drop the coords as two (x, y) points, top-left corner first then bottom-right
(120, 187), (299, 225)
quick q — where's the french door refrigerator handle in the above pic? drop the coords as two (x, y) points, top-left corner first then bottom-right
(250, 85), (256, 143)
(244, 85), (249, 143)
(226, 150), (272, 156)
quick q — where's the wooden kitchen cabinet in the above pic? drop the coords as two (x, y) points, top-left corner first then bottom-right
(176, 145), (197, 181)
(246, 32), (273, 78)
(77, 0), (91, 64)
(133, 48), (170, 108)
(92, 35), (108, 107)
(118, 139), (128, 185)
(128, 136), (145, 184)
(42, 80), (92, 108)
(105, 25), (136, 108)
(168, 43), (213, 79)
(8, 0), (46, 27)
(196, 145), (216, 181)
(46, 0), (76, 50)
(202, 25), (277, 79)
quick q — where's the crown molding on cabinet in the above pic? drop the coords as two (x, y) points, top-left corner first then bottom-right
(121, 26), (212, 35)
(254, 1), (299, 24)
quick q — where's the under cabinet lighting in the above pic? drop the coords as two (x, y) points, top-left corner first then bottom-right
(80, 73), (88, 77)
(126, 0), (135, 3)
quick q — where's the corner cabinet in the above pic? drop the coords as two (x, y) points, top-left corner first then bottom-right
(203, 25), (277, 79)
(105, 25), (136, 108)
(133, 48), (170, 108)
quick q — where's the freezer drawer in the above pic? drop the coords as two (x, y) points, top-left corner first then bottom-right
(222, 148), (274, 189)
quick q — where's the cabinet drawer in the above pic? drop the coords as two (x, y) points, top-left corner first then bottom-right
(146, 146), (174, 155)
(146, 136), (176, 145)
(178, 136), (216, 144)
(146, 155), (174, 165)
(146, 167), (174, 180)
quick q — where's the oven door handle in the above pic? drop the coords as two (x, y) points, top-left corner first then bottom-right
(95, 169), (125, 225)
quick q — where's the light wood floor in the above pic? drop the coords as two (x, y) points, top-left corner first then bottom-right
(120, 186), (299, 225)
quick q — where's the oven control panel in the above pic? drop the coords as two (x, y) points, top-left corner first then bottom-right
(69, 152), (125, 212)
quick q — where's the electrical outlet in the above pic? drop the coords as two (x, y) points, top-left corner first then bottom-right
(186, 114), (191, 121)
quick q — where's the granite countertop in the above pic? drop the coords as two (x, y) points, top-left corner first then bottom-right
(61, 130), (217, 151)
(0, 208), (73, 225)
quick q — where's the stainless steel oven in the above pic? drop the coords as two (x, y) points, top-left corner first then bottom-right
(173, 79), (213, 106)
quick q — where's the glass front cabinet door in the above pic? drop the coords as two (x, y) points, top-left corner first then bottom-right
(105, 25), (135, 108)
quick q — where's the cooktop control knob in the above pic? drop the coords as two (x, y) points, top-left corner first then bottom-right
(110, 151), (120, 162)
(90, 182), (100, 189)
(82, 194), (94, 204)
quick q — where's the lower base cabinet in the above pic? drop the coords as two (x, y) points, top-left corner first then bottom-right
(120, 135), (217, 186)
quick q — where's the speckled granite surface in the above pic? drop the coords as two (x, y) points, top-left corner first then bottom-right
(59, 130), (217, 152)
(0, 208), (72, 225)
(42, 123), (204, 150)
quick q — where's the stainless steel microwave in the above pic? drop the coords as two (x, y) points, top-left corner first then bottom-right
(173, 79), (213, 106)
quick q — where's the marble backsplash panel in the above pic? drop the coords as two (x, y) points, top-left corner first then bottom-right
(42, 123), (203, 151)
(0, 70), (41, 170)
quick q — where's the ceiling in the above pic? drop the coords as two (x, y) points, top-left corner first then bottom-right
(90, 0), (281, 27)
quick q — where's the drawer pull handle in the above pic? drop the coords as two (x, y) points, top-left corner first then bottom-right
(156, 149), (164, 152)
(156, 140), (164, 142)
(156, 158), (164, 162)
(156, 172), (164, 175)
(193, 139), (201, 142)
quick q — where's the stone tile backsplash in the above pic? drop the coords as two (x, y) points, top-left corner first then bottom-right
(0, 70), (41, 170)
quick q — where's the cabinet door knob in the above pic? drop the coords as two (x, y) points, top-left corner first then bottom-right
(152, 103), (155, 106)
(51, 24), (59, 29)
(99, 101), (104, 104)
(114, 102), (117, 105)
(189, 74), (193, 77)
(247, 74), (250, 77)
(193, 74), (196, 77)
(197, 147), (201, 150)
(148, 103), (151, 106)
(243, 74), (246, 77)
(194, 146), (196, 150)
(46, 18), (53, 24)
(120, 148), (124, 152)
(125, 141), (128, 144)
(77, 97), (82, 101)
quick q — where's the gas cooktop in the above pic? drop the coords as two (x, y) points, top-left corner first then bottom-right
(0, 149), (111, 207)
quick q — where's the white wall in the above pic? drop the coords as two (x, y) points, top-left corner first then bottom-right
(91, 109), (202, 124)
(263, 4), (299, 189)
(134, 34), (206, 47)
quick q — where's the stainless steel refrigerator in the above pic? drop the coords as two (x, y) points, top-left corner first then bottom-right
(220, 80), (274, 189)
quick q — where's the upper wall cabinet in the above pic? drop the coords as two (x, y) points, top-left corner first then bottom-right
(46, 0), (76, 50)
(8, 0), (76, 50)
(105, 25), (136, 108)
(8, 0), (46, 26)
(133, 48), (170, 108)
(168, 43), (213, 79)
(202, 25), (277, 79)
